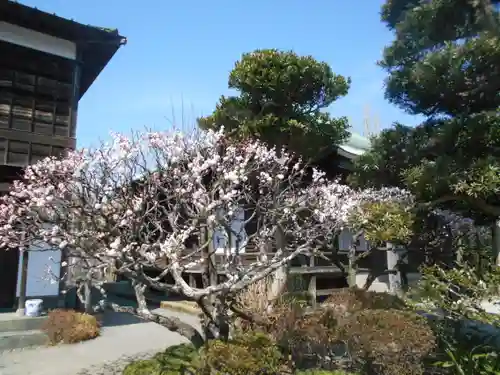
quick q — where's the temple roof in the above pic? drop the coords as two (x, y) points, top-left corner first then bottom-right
(338, 132), (371, 159)
(1, 1), (126, 98)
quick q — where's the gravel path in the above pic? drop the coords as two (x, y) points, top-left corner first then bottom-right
(0, 308), (201, 375)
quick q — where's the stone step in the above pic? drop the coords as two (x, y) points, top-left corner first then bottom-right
(0, 329), (47, 352)
(0, 314), (48, 333)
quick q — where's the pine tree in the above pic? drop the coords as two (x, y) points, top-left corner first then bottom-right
(351, 0), (500, 229)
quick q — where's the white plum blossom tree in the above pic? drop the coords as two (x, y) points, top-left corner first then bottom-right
(0, 128), (412, 345)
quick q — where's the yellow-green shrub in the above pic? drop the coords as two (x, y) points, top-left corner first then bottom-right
(122, 344), (198, 375)
(199, 331), (284, 375)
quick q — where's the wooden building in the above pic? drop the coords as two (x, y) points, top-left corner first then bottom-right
(316, 132), (371, 182)
(142, 133), (382, 300)
(0, 1), (126, 309)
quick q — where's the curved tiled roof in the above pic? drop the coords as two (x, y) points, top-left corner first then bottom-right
(338, 132), (371, 159)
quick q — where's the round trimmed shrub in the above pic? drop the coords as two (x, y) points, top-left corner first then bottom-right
(336, 309), (436, 375)
(270, 305), (344, 370)
(42, 309), (100, 345)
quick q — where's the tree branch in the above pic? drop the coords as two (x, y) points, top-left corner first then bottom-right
(96, 281), (205, 348)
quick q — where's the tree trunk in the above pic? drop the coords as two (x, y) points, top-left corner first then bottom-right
(126, 281), (206, 348)
(269, 264), (288, 301)
(268, 227), (289, 300)
(493, 218), (500, 267)
(347, 243), (357, 288)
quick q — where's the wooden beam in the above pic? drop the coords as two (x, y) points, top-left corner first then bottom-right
(289, 266), (344, 275)
(0, 128), (75, 149)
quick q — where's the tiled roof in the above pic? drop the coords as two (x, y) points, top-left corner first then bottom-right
(3, 1), (126, 98)
(338, 132), (371, 158)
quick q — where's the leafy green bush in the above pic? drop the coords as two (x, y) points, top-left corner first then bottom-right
(433, 340), (500, 375)
(42, 309), (100, 345)
(349, 201), (415, 245)
(415, 262), (500, 324)
(199, 331), (284, 374)
(122, 344), (198, 375)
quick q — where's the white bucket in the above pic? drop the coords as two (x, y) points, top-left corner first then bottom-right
(25, 299), (44, 317)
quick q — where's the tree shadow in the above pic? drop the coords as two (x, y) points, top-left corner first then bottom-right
(99, 311), (144, 327)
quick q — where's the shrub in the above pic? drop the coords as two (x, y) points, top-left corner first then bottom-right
(199, 331), (285, 374)
(234, 276), (312, 334)
(336, 309), (436, 375)
(270, 304), (346, 370)
(123, 344), (198, 375)
(236, 276), (273, 314)
(434, 342), (500, 375)
(323, 288), (407, 317)
(42, 309), (100, 345)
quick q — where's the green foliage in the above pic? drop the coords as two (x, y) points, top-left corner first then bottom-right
(409, 243), (500, 374)
(414, 260), (500, 325)
(380, 0), (500, 117)
(198, 49), (351, 160)
(352, 0), (500, 223)
(434, 341), (500, 375)
(199, 331), (284, 374)
(122, 344), (198, 375)
(349, 201), (415, 245)
(348, 122), (432, 190)
(42, 309), (100, 345)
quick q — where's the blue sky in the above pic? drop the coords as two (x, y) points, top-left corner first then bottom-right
(21, 0), (424, 148)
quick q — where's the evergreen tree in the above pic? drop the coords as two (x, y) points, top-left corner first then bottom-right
(198, 49), (351, 161)
(351, 0), (500, 227)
